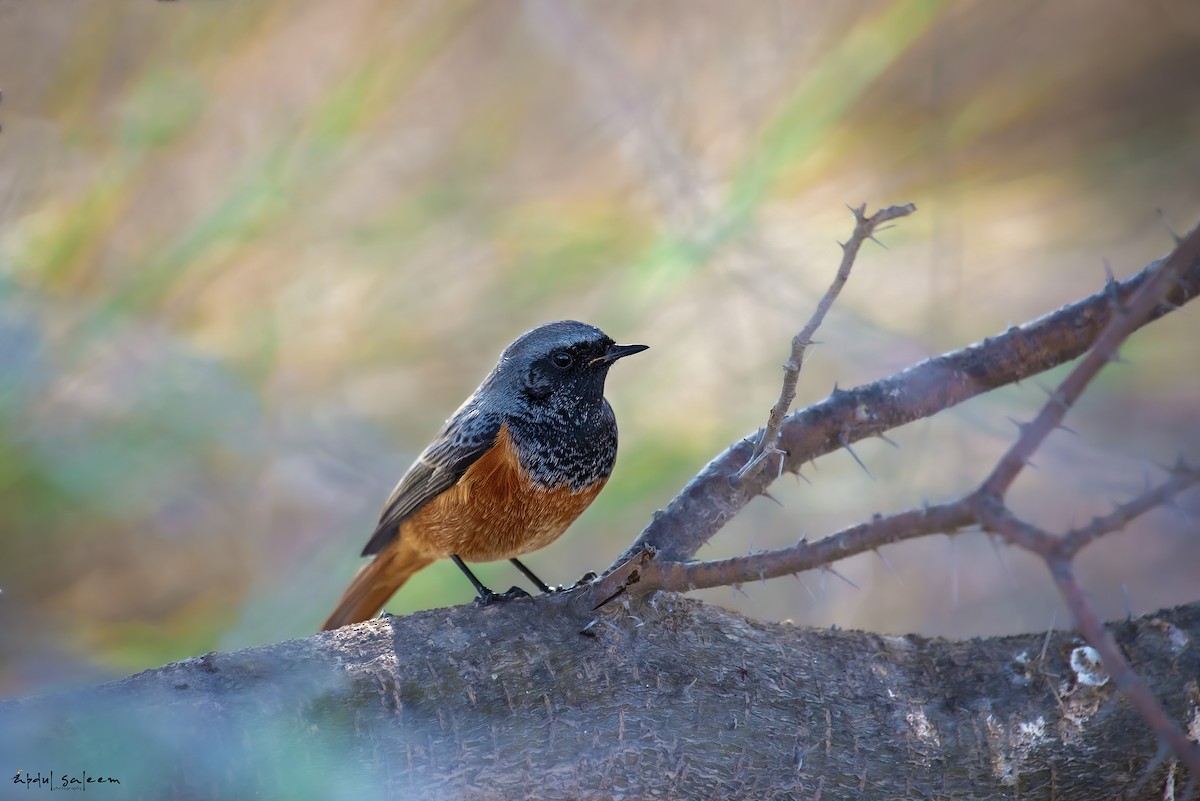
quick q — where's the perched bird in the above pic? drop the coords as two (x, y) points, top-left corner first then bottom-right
(321, 320), (646, 630)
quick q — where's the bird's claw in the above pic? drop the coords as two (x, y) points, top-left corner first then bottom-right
(473, 585), (531, 606)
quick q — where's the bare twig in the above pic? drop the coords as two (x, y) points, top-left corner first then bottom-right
(598, 463), (1199, 599)
(641, 500), (974, 594)
(1058, 461), (1200, 557)
(736, 203), (917, 484)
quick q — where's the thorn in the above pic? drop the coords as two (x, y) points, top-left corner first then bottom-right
(839, 435), (874, 480)
(1056, 423), (1078, 437)
(793, 574), (817, 602)
(987, 533), (1016, 587)
(1032, 380), (1070, 411)
(1121, 582), (1134, 622)
(1006, 416), (1028, 432)
(876, 432), (899, 449)
(793, 470), (811, 486)
(734, 450), (769, 482)
(948, 535), (959, 610)
(836, 240), (848, 251)
(1101, 261), (1129, 318)
(821, 564), (860, 591)
(1162, 499), (1200, 524)
(1106, 350), (1127, 365)
(1038, 610), (1057, 663)
(1156, 209), (1182, 245)
(867, 234), (889, 250)
(873, 548), (901, 581)
(761, 490), (784, 507)
(1150, 458), (1174, 475)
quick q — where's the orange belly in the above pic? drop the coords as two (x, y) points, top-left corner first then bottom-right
(399, 424), (605, 562)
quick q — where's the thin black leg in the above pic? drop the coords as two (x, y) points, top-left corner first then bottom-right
(509, 557), (552, 593)
(451, 555), (530, 606)
(451, 555), (491, 595)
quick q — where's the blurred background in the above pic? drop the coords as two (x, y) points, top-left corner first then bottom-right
(1, 0), (1198, 698)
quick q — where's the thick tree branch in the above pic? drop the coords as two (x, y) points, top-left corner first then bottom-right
(5, 597), (1200, 800)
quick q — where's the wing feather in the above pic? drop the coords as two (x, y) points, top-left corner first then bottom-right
(361, 406), (502, 556)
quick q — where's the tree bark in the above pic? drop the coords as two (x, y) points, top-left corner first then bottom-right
(5, 593), (1197, 800)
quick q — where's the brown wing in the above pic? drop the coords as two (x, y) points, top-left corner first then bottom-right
(361, 406), (502, 556)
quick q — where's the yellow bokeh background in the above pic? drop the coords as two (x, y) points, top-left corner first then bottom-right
(2, 0), (1198, 697)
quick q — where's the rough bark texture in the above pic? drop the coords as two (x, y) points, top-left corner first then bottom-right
(4, 594), (1198, 800)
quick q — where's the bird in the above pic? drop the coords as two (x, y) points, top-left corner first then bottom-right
(321, 320), (647, 631)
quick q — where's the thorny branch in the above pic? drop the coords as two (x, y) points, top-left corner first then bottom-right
(979, 218), (1200, 500)
(592, 215), (1200, 784)
(607, 221), (1200, 568)
(736, 202), (917, 484)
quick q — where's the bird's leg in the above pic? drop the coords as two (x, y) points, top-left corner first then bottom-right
(509, 557), (553, 593)
(452, 555), (530, 606)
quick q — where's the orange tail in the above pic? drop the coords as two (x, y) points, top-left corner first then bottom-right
(321, 538), (435, 631)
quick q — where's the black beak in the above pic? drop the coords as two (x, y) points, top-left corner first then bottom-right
(596, 342), (649, 365)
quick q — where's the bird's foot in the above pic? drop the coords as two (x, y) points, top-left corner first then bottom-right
(473, 585), (532, 607)
(539, 572), (598, 594)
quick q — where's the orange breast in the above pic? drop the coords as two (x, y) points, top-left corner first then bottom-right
(399, 424), (605, 562)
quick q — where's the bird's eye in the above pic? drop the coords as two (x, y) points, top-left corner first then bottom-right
(551, 351), (573, 369)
